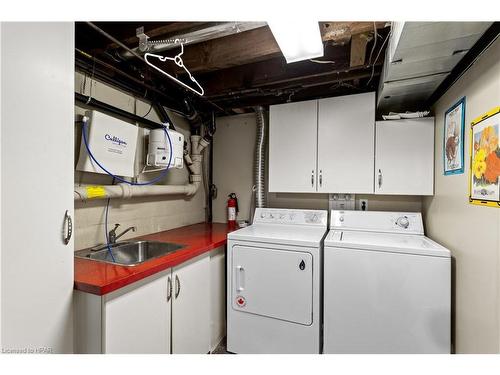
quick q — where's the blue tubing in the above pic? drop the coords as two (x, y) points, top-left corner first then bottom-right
(81, 117), (173, 185)
(81, 117), (174, 263)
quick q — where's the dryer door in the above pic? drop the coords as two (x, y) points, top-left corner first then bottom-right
(231, 245), (313, 325)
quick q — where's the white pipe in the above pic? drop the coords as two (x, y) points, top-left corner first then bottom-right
(74, 135), (207, 201)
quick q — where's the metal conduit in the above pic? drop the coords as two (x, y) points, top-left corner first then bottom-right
(254, 106), (267, 208)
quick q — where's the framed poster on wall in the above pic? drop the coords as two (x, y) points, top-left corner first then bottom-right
(469, 106), (500, 207)
(444, 97), (466, 175)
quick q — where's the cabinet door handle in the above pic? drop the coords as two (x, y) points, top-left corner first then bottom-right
(175, 274), (181, 299)
(311, 170), (314, 187)
(378, 169), (383, 189)
(319, 170), (323, 187)
(167, 276), (172, 302)
(63, 210), (72, 245)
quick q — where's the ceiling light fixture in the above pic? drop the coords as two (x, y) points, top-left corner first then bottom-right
(268, 21), (324, 64)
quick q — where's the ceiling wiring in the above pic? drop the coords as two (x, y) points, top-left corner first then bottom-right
(309, 58), (336, 64)
(367, 29), (390, 85)
(368, 22), (378, 65)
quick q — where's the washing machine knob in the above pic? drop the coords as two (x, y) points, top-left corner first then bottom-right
(339, 216), (344, 222)
(396, 216), (410, 229)
(260, 212), (266, 219)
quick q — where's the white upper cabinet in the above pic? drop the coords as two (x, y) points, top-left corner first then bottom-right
(375, 118), (435, 195)
(318, 92), (375, 193)
(269, 100), (318, 192)
(269, 94), (433, 195)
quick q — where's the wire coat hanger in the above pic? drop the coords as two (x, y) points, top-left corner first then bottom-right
(144, 40), (205, 96)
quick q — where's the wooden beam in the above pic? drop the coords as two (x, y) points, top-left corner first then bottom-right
(179, 26), (281, 73)
(175, 22), (388, 74)
(89, 22), (389, 75)
(350, 33), (369, 67)
(321, 21), (387, 44)
(211, 81), (379, 110)
(206, 68), (381, 101)
(198, 44), (350, 95)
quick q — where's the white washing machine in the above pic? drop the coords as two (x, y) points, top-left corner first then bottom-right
(227, 208), (328, 354)
(323, 210), (451, 354)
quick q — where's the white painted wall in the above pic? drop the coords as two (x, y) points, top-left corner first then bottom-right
(213, 113), (422, 224)
(213, 113), (257, 223)
(74, 72), (206, 250)
(423, 37), (500, 353)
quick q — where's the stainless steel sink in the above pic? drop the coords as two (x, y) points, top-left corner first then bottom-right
(75, 240), (186, 266)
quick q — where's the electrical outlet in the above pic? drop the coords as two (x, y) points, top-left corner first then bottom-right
(358, 199), (368, 211)
(329, 194), (355, 211)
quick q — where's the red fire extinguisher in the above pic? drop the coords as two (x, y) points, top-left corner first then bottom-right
(227, 193), (239, 226)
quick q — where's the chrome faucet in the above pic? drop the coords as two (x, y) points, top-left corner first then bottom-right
(108, 223), (136, 244)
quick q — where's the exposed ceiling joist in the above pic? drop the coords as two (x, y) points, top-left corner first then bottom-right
(321, 21), (387, 44)
(198, 45), (350, 94)
(350, 33), (370, 67)
(76, 21), (390, 113)
(122, 22), (389, 74)
(206, 67), (381, 101)
(119, 21), (268, 59)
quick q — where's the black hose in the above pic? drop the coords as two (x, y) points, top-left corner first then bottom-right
(184, 98), (203, 135)
(75, 93), (165, 130)
(153, 101), (176, 131)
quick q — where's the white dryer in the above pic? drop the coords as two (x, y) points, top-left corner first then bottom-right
(227, 208), (328, 354)
(323, 210), (451, 354)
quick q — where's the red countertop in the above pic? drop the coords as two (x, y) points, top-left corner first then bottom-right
(74, 223), (233, 296)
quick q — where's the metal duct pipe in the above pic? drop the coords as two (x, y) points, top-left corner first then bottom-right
(254, 106), (267, 208)
(119, 22), (268, 60)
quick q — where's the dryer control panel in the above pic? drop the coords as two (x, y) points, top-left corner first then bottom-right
(331, 210), (424, 235)
(254, 208), (327, 227)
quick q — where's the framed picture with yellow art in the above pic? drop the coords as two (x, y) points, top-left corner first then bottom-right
(469, 106), (500, 207)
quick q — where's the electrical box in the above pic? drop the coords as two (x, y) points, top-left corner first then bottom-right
(76, 110), (139, 178)
(146, 128), (184, 169)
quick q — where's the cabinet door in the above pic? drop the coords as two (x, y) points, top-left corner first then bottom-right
(318, 92), (375, 193)
(269, 100), (318, 192)
(209, 246), (226, 351)
(1, 23), (75, 352)
(172, 254), (211, 354)
(375, 118), (434, 195)
(103, 272), (172, 354)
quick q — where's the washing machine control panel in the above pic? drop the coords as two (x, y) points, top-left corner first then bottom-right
(330, 210), (424, 234)
(254, 208), (327, 226)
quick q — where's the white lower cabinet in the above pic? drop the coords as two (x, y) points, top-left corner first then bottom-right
(209, 246), (226, 351)
(75, 250), (225, 354)
(171, 254), (210, 354)
(104, 272), (172, 354)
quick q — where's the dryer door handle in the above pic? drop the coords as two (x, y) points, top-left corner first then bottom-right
(236, 265), (245, 292)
